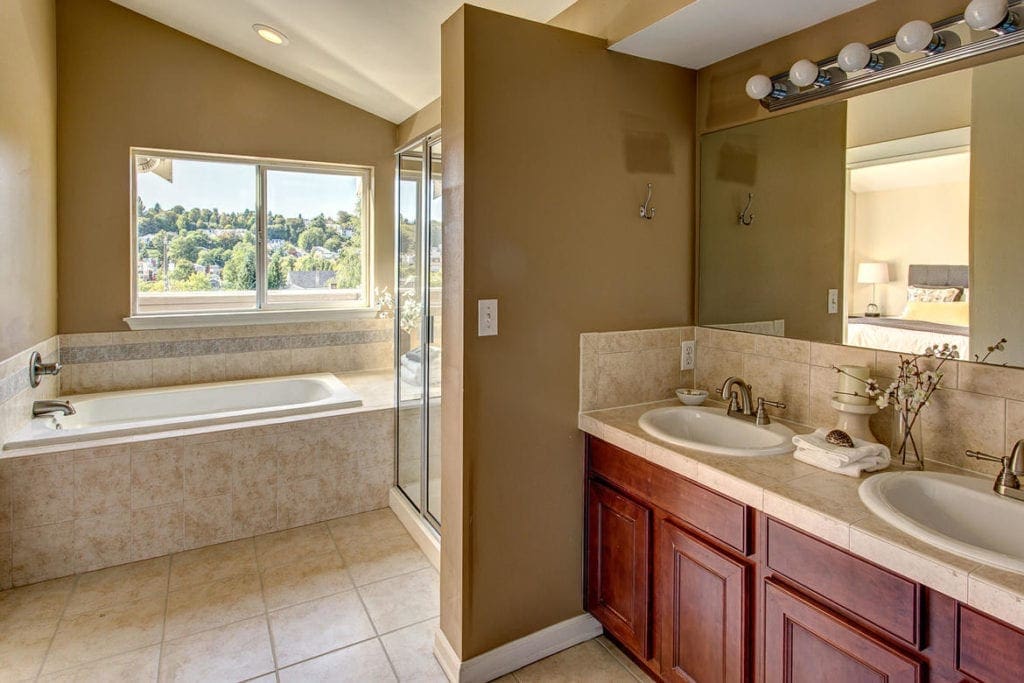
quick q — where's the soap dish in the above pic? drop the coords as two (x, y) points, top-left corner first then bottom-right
(676, 389), (708, 406)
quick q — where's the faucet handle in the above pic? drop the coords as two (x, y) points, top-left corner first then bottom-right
(755, 397), (786, 426)
(966, 449), (1007, 465)
(966, 450), (1021, 490)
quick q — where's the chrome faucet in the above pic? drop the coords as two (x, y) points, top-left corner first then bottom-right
(966, 439), (1024, 502)
(32, 400), (76, 418)
(717, 376), (786, 426)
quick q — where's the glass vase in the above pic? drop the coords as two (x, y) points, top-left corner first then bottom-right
(890, 409), (924, 470)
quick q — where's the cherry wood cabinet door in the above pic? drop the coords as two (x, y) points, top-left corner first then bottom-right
(764, 579), (921, 683)
(587, 479), (651, 659)
(658, 519), (749, 683)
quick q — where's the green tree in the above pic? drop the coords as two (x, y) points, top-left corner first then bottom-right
(222, 242), (256, 290)
(171, 260), (194, 281)
(268, 254), (286, 290)
(297, 227), (327, 251)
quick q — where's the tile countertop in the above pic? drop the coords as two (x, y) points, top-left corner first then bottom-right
(579, 399), (1024, 632)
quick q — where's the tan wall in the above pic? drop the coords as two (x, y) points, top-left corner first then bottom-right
(846, 69), (972, 148)
(442, 6), (695, 658)
(696, 0), (1001, 134)
(55, 0), (398, 333)
(970, 55), (1024, 367)
(397, 98), (441, 150)
(1, 0), (57, 360)
(699, 104), (847, 343)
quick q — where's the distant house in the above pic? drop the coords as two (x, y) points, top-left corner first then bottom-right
(287, 271), (336, 289)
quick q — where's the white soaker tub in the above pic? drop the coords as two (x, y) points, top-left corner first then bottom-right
(3, 373), (362, 451)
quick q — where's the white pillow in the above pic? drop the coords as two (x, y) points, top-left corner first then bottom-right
(907, 285), (960, 303)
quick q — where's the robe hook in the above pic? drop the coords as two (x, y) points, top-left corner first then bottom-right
(738, 192), (755, 226)
(640, 183), (655, 220)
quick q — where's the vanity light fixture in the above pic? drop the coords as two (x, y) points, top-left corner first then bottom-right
(896, 20), (945, 54)
(741, 0), (1024, 110)
(745, 74), (787, 100)
(965, 0), (1020, 33)
(837, 42), (884, 73)
(789, 59), (831, 87)
(253, 24), (289, 46)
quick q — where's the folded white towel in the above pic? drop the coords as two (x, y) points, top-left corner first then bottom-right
(793, 446), (891, 478)
(792, 428), (889, 466)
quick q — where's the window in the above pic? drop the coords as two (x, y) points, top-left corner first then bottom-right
(131, 149), (371, 318)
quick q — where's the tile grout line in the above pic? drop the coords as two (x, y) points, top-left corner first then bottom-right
(33, 573), (82, 681)
(253, 533), (283, 680)
(324, 520), (403, 681)
(156, 551), (174, 683)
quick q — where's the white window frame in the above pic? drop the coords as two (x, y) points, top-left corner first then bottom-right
(127, 147), (374, 329)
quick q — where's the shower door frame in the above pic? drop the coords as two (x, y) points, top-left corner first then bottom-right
(394, 131), (442, 532)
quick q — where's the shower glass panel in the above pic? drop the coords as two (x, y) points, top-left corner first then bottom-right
(396, 150), (424, 510)
(395, 132), (442, 530)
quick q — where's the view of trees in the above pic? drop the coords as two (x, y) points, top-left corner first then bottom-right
(136, 199), (363, 294)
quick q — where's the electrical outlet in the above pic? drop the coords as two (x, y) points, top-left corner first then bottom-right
(681, 340), (695, 370)
(478, 299), (498, 336)
(828, 289), (839, 315)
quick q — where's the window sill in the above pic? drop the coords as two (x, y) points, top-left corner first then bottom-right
(124, 308), (379, 330)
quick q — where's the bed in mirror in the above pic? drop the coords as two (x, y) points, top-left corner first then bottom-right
(698, 51), (1024, 368)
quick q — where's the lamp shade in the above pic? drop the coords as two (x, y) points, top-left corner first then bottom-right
(857, 262), (890, 284)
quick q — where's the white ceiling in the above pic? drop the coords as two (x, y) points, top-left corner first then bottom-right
(609, 0), (876, 70)
(111, 0), (575, 124)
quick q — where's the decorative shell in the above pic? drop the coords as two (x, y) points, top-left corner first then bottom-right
(826, 429), (855, 448)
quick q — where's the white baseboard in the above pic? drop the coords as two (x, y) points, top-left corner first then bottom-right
(389, 487), (440, 570)
(433, 613), (603, 683)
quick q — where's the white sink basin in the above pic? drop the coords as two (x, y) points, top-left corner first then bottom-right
(638, 406), (795, 457)
(860, 471), (1024, 573)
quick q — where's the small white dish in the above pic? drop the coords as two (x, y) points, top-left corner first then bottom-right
(675, 388), (708, 406)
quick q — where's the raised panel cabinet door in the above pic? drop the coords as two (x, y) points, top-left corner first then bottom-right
(764, 580), (921, 683)
(658, 520), (749, 683)
(587, 479), (651, 658)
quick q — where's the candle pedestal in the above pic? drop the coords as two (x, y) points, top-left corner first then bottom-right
(830, 398), (879, 444)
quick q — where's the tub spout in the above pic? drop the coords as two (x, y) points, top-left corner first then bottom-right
(33, 400), (76, 417)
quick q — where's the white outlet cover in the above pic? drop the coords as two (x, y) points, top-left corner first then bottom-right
(681, 340), (695, 370)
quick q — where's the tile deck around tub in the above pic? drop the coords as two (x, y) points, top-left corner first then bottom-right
(0, 508), (647, 682)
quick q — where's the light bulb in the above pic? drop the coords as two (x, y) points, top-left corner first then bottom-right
(965, 0), (1018, 33)
(789, 59), (825, 87)
(896, 20), (943, 54)
(837, 42), (880, 73)
(745, 74), (773, 100)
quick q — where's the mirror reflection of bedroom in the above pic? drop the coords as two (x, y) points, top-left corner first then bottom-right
(844, 78), (971, 358)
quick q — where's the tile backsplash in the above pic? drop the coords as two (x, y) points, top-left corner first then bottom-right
(693, 327), (1024, 477)
(578, 326), (1024, 478)
(0, 337), (59, 447)
(579, 327), (694, 412)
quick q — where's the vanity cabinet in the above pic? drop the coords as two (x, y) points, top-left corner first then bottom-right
(584, 435), (1024, 683)
(659, 519), (749, 682)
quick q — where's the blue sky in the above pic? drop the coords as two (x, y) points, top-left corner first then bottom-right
(137, 158), (361, 218)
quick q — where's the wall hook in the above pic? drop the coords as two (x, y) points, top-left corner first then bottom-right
(640, 183), (655, 220)
(738, 192), (755, 226)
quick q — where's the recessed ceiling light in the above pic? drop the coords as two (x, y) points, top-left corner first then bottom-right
(253, 24), (288, 46)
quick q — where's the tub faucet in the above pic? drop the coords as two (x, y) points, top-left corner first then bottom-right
(966, 439), (1024, 502)
(32, 400), (76, 417)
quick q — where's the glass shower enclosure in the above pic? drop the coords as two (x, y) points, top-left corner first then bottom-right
(395, 134), (442, 530)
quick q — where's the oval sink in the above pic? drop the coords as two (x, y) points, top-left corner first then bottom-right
(638, 406), (795, 457)
(860, 471), (1024, 573)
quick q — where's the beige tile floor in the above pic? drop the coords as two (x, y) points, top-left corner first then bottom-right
(0, 507), (648, 683)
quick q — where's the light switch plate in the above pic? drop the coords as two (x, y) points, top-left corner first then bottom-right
(478, 299), (498, 336)
(681, 340), (695, 370)
(828, 289), (839, 315)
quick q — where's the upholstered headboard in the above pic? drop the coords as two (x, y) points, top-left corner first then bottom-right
(908, 265), (969, 289)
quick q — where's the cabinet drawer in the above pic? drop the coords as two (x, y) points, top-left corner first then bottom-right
(958, 605), (1024, 683)
(766, 517), (920, 647)
(588, 437), (750, 554)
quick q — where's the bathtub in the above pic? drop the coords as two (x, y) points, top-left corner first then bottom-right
(3, 373), (362, 451)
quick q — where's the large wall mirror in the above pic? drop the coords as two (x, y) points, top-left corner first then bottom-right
(698, 52), (1024, 368)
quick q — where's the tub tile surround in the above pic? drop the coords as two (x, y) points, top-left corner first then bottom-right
(0, 407), (394, 590)
(0, 336), (59, 448)
(59, 318), (394, 395)
(577, 325), (1024, 631)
